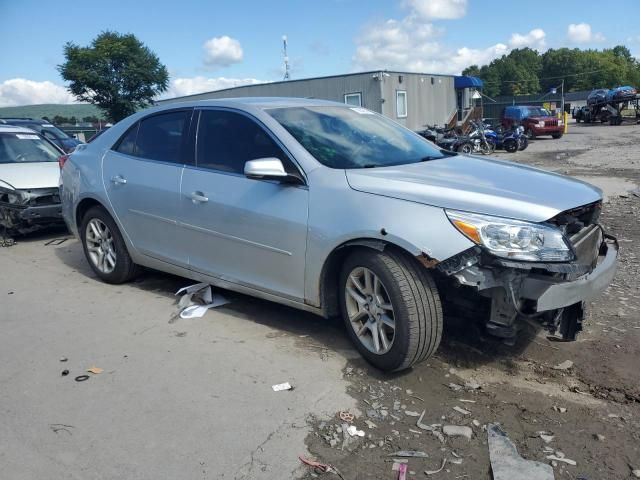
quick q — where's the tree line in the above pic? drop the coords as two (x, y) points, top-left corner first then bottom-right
(44, 115), (104, 125)
(462, 46), (640, 98)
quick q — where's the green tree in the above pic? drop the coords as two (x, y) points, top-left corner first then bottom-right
(82, 115), (100, 123)
(52, 115), (69, 125)
(58, 31), (169, 122)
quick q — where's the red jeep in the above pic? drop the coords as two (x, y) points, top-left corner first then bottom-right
(502, 105), (564, 139)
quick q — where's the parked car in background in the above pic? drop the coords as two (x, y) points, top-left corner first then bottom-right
(62, 98), (617, 371)
(0, 124), (65, 235)
(606, 85), (637, 102)
(0, 118), (82, 153)
(587, 89), (609, 106)
(502, 105), (563, 139)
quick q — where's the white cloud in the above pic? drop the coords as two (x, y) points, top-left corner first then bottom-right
(0, 78), (76, 107)
(161, 76), (265, 99)
(202, 36), (244, 69)
(353, 5), (545, 75)
(509, 28), (546, 50)
(405, 0), (467, 19)
(567, 23), (605, 43)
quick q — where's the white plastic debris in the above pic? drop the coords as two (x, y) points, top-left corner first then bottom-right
(488, 424), (555, 480)
(443, 425), (473, 440)
(546, 455), (576, 466)
(271, 382), (293, 392)
(552, 360), (574, 371)
(553, 406), (567, 413)
(346, 425), (365, 437)
(404, 410), (421, 417)
(453, 406), (471, 415)
(425, 458), (447, 476)
(176, 283), (229, 318)
(538, 432), (555, 443)
(632, 469), (640, 478)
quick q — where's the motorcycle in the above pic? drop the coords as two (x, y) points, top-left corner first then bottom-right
(486, 123), (526, 153)
(466, 120), (495, 155)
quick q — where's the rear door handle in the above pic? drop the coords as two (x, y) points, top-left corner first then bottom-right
(110, 175), (127, 185)
(189, 191), (209, 203)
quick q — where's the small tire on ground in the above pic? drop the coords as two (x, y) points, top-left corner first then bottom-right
(338, 248), (443, 372)
(80, 206), (140, 284)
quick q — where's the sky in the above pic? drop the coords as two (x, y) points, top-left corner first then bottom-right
(1, 0), (639, 107)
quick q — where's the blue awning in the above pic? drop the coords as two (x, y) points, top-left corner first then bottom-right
(455, 76), (483, 89)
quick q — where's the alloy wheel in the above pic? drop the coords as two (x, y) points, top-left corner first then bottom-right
(345, 267), (395, 354)
(85, 218), (117, 274)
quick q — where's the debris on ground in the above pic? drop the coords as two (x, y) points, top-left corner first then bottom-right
(453, 406), (471, 415)
(392, 462), (408, 479)
(552, 360), (574, 371)
(632, 469), (640, 478)
(61, 369), (69, 376)
(346, 425), (364, 437)
(443, 425), (473, 440)
(488, 423), (555, 480)
(424, 458), (446, 476)
(338, 411), (354, 423)
(59, 357), (68, 362)
(298, 455), (345, 479)
(272, 382), (293, 392)
(74, 375), (89, 382)
(87, 367), (103, 374)
(388, 450), (429, 458)
(175, 283), (229, 319)
(553, 406), (567, 413)
(546, 451), (577, 466)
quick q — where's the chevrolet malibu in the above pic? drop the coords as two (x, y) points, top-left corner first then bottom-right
(61, 98), (618, 372)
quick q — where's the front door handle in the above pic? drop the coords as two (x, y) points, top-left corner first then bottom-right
(189, 191), (209, 203)
(110, 175), (127, 185)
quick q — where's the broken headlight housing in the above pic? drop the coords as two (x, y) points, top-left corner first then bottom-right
(446, 210), (574, 262)
(0, 187), (24, 205)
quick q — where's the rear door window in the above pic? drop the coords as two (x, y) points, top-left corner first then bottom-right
(117, 110), (192, 163)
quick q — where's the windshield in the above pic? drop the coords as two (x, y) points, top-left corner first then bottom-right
(525, 107), (552, 117)
(42, 125), (71, 140)
(267, 106), (448, 169)
(0, 132), (61, 164)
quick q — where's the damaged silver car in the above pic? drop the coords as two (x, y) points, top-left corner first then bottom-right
(0, 125), (65, 238)
(61, 98), (618, 371)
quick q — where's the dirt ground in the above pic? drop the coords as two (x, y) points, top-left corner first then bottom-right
(302, 121), (640, 480)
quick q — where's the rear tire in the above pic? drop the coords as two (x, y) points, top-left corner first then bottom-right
(504, 140), (518, 153)
(518, 136), (528, 151)
(552, 133), (563, 139)
(525, 128), (536, 140)
(80, 206), (140, 284)
(339, 249), (443, 372)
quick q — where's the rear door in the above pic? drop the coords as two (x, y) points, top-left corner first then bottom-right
(178, 108), (309, 301)
(102, 109), (194, 266)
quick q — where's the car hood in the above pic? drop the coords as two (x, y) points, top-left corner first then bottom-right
(0, 162), (61, 190)
(345, 156), (602, 223)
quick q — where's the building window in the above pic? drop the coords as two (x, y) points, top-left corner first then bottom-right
(344, 92), (362, 107)
(396, 90), (407, 118)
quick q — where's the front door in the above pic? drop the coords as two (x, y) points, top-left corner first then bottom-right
(103, 109), (193, 266)
(179, 109), (309, 301)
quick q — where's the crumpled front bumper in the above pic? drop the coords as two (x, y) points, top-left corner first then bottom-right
(521, 234), (618, 311)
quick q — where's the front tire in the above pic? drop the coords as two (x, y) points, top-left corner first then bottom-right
(457, 142), (474, 154)
(339, 249), (443, 372)
(80, 206), (140, 284)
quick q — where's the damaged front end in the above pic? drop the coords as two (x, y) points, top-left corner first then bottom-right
(0, 187), (64, 236)
(435, 202), (618, 342)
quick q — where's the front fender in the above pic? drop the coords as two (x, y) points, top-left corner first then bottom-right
(304, 169), (474, 306)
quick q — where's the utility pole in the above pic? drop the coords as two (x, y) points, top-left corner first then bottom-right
(282, 35), (290, 81)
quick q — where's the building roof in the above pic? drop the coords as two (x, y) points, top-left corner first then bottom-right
(454, 76), (483, 89)
(159, 69), (456, 103)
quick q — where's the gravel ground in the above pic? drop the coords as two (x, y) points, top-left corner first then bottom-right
(301, 121), (640, 480)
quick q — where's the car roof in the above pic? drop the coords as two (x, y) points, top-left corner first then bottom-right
(158, 96), (348, 110)
(0, 124), (40, 134)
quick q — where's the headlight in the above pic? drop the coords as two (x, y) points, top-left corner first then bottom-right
(0, 187), (24, 204)
(537, 121), (545, 127)
(446, 210), (574, 262)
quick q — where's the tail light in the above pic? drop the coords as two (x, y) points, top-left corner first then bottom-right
(58, 154), (70, 169)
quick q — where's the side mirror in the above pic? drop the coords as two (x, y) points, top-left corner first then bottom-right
(244, 158), (303, 184)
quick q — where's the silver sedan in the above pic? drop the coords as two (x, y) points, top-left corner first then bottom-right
(61, 98), (617, 371)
